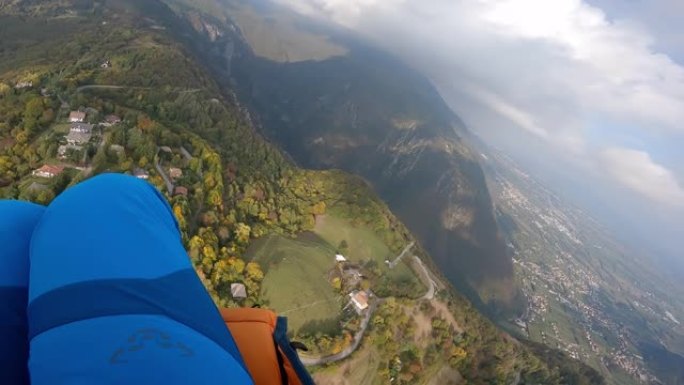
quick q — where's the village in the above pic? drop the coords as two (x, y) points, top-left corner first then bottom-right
(29, 106), (192, 200)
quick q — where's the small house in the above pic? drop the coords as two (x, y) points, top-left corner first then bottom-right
(174, 186), (189, 197)
(231, 283), (247, 300)
(133, 168), (149, 180)
(335, 254), (347, 262)
(168, 167), (183, 180)
(104, 114), (121, 125)
(15, 81), (33, 89)
(32, 165), (65, 178)
(70, 123), (93, 133)
(349, 290), (369, 313)
(69, 111), (86, 123)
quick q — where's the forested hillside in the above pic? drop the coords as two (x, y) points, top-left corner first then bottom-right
(162, 0), (523, 317)
(0, 1), (604, 383)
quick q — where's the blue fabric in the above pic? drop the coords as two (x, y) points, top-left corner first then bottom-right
(28, 174), (186, 300)
(0, 201), (44, 287)
(0, 201), (45, 385)
(275, 317), (316, 385)
(26, 174), (253, 385)
(28, 269), (239, 353)
(30, 315), (250, 385)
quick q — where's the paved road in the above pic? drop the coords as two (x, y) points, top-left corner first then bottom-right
(76, 85), (143, 92)
(299, 299), (378, 366)
(388, 242), (415, 269)
(76, 85), (200, 93)
(179, 146), (193, 161)
(413, 256), (437, 300)
(154, 148), (174, 194)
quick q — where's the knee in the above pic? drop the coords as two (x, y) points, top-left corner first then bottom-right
(53, 173), (168, 212)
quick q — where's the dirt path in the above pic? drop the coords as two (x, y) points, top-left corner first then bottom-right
(281, 298), (338, 315)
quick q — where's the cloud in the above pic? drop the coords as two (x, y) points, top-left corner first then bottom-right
(275, 0), (684, 136)
(464, 84), (549, 138)
(599, 147), (684, 207)
(274, 0), (684, 207)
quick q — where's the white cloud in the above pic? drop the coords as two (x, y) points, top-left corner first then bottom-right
(274, 0), (684, 208)
(465, 83), (549, 138)
(600, 147), (684, 207)
(276, 0), (684, 136)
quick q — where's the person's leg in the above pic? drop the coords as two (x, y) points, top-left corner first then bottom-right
(28, 174), (252, 385)
(0, 201), (45, 385)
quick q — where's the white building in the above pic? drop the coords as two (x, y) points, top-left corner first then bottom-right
(69, 111), (86, 123)
(70, 123), (93, 133)
(231, 283), (247, 299)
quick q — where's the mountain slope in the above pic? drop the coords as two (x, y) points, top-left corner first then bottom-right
(167, 0), (522, 315)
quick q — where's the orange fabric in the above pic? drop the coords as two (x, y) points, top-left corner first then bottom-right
(220, 308), (283, 385)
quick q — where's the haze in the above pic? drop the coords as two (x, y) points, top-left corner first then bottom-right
(274, 0), (684, 275)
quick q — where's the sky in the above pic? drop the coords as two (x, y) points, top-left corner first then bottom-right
(273, 0), (684, 269)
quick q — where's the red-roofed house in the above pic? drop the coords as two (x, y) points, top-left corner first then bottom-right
(104, 114), (121, 125)
(349, 290), (369, 313)
(174, 186), (189, 197)
(32, 165), (65, 178)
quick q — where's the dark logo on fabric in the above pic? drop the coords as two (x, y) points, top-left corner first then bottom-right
(110, 329), (194, 364)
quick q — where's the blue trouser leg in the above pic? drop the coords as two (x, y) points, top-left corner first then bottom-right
(0, 201), (45, 385)
(28, 174), (253, 385)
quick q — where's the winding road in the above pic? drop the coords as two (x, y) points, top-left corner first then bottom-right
(299, 299), (378, 366)
(413, 256), (437, 300)
(298, 250), (439, 366)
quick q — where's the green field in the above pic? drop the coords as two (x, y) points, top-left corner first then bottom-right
(246, 213), (426, 334)
(245, 232), (342, 334)
(315, 215), (425, 298)
(315, 215), (390, 264)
